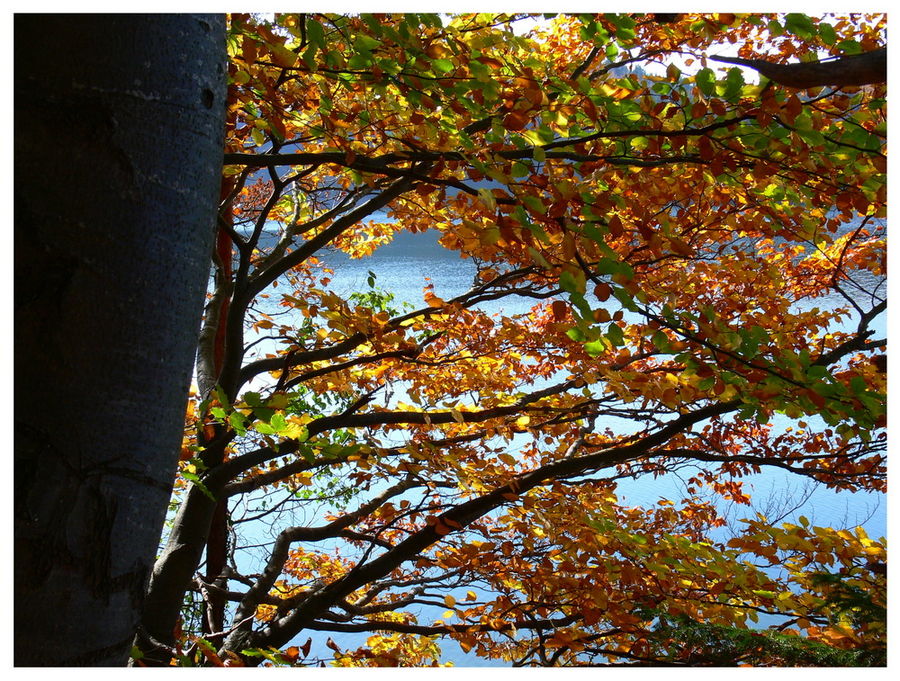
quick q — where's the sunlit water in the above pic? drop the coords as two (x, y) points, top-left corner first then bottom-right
(232, 226), (884, 665)
(319, 229), (885, 535)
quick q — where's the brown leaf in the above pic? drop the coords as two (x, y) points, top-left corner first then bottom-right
(503, 110), (530, 131)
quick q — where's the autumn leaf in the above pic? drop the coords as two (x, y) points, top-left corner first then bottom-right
(503, 110), (530, 131)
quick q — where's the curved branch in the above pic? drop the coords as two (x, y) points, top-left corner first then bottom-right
(217, 175), (418, 398)
(237, 399), (739, 654)
(229, 477), (421, 627)
(303, 613), (582, 636)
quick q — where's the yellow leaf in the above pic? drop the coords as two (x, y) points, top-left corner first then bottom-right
(477, 187), (497, 211)
(269, 43), (298, 68)
(266, 393), (290, 410)
(444, 594), (456, 608)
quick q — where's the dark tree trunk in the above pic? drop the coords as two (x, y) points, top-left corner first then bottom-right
(203, 499), (229, 638)
(14, 14), (226, 666)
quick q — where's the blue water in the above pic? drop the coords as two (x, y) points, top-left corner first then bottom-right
(320, 228), (886, 537)
(234, 226), (885, 665)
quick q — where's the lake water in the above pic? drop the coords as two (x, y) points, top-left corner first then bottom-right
(319, 228), (886, 536)
(235, 225), (885, 665)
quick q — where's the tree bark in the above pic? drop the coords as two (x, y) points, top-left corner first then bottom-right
(14, 14), (226, 666)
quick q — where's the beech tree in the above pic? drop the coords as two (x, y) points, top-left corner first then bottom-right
(134, 13), (885, 666)
(14, 15), (227, 666)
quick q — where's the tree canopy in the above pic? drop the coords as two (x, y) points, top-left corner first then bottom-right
(134, 13), (886, 667)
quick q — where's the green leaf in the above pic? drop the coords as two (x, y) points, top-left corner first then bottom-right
(651, 330), (671, 352)
(568, 291), (594, 320)
(606, 322), (625, 347)
(511, 161), (530, 178)
(354, 34), (381, 53)
(527, 247), (551, 269)
(605, 13), (636, 44)
(521, 194), (547, 216)
(298, 444), (316, 463)
(559, 269), (584, 294)
(256, 422), (276, 435)
(214, 385), (231, 409)
(347, 52), (373, 69)
(796, 128), (825, 147)
(695, 68), (716, 96)
(567, 327), (587, 343)
(228, 411), (247, 436)
(613, 286), (639, 312)
(270, 412), (287, 433)
(269, 43), (298, 68)
(596, 256), (634, 279)
(818, 22), (837, 45)
(849, 376), (869, 395)
(585, 339), (607, 356)
(724, 67), (744, 101)
(767, 19), (784, 36)
(431, 58), (454, 74)
(301, 43), (318, 69)
(784, 14), (816, 40)
(805, 365), (831, 382)
(254, 406), (275, 423)
(836, 39), (862, 55)
(697, 376), (716, 391)
(477, 187), (497, 211)
(361, 14), (383, 36)
(307, 19), (326, 49)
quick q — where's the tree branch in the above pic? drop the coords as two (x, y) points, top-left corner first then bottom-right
(710, 47), (886, 88)
(240, 399), (739, 654)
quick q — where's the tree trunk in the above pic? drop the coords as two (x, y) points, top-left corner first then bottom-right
(14, 14), (226, 666)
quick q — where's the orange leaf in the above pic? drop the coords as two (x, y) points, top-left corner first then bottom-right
(476, 56), (504, 69)
(784, 94), (803, 124)
(424, 291), (445, 307)
(503, 111), (530, 131)
(608, 215), (624, 238)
